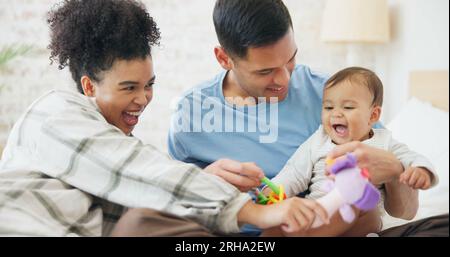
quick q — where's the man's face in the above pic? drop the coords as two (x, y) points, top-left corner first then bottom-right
(229, 29), (297, 103)
(93, 56), (155, 135)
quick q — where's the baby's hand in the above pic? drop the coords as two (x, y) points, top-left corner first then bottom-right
(399, 167), (433, 190)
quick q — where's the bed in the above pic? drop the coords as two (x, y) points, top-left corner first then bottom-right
(382, 70), (449, 230)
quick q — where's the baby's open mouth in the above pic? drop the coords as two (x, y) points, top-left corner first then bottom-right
(332, 124), (348, 137)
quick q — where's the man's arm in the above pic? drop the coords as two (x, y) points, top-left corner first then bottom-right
(384, 138), (438, 219)
(384, 178), (419, 220)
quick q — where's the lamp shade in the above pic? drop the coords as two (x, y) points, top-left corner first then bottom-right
(321, 0), (390, 43)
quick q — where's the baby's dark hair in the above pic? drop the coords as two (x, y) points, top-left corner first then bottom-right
(325, 67), (384, 107)
(47, 0), (161, 94)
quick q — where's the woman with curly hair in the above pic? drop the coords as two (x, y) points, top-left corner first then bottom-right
(0, 0), (327, 236)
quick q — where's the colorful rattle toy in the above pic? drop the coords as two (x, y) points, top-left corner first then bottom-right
(311, 153), (381, 228)
(255, 177), (287, 205)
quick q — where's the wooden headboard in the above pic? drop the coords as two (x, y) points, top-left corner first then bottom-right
(409, 70), (449, 111)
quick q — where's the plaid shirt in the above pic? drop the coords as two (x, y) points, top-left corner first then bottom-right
(0, 90), (251, 236)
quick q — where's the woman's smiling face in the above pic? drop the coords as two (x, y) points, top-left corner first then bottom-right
(83, 56), (155, 135)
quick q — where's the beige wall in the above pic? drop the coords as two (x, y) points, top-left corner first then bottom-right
(0, 0), (354, 150)
(0, 0), (448, 152)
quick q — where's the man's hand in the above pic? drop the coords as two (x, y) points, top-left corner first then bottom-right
(326, 141), (404, 185)
(399, 167), (433, 190)
(327, 141), (419, 219)
(204, 159), (264, 192)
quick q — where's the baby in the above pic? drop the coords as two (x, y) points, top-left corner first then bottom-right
(264, 67), (438, 236)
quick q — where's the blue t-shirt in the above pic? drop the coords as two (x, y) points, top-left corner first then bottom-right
(168, 64), (328, 178)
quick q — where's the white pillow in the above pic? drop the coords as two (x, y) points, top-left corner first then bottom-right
(383, 97), (449, 229)
(387, 97), (449, 161)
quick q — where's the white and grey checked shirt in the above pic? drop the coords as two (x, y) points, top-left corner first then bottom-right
(0, 90), (251, 236)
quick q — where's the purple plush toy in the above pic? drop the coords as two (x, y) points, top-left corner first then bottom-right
(312, 153), (381, 228)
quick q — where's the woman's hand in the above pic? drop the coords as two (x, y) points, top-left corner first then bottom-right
(238, 198), (329, 234)
(204, 159), (264, 192)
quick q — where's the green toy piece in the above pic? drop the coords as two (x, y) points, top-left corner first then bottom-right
(255, 177), (286, 205)
(261, 177), (280, 195)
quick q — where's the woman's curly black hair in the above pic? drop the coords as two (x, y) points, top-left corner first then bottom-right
(47, 0), (161, 94)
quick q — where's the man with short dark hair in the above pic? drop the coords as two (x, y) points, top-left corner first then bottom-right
(168, 0), (429, 236)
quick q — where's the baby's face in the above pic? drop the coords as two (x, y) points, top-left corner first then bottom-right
(322, 80), (380, 145)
